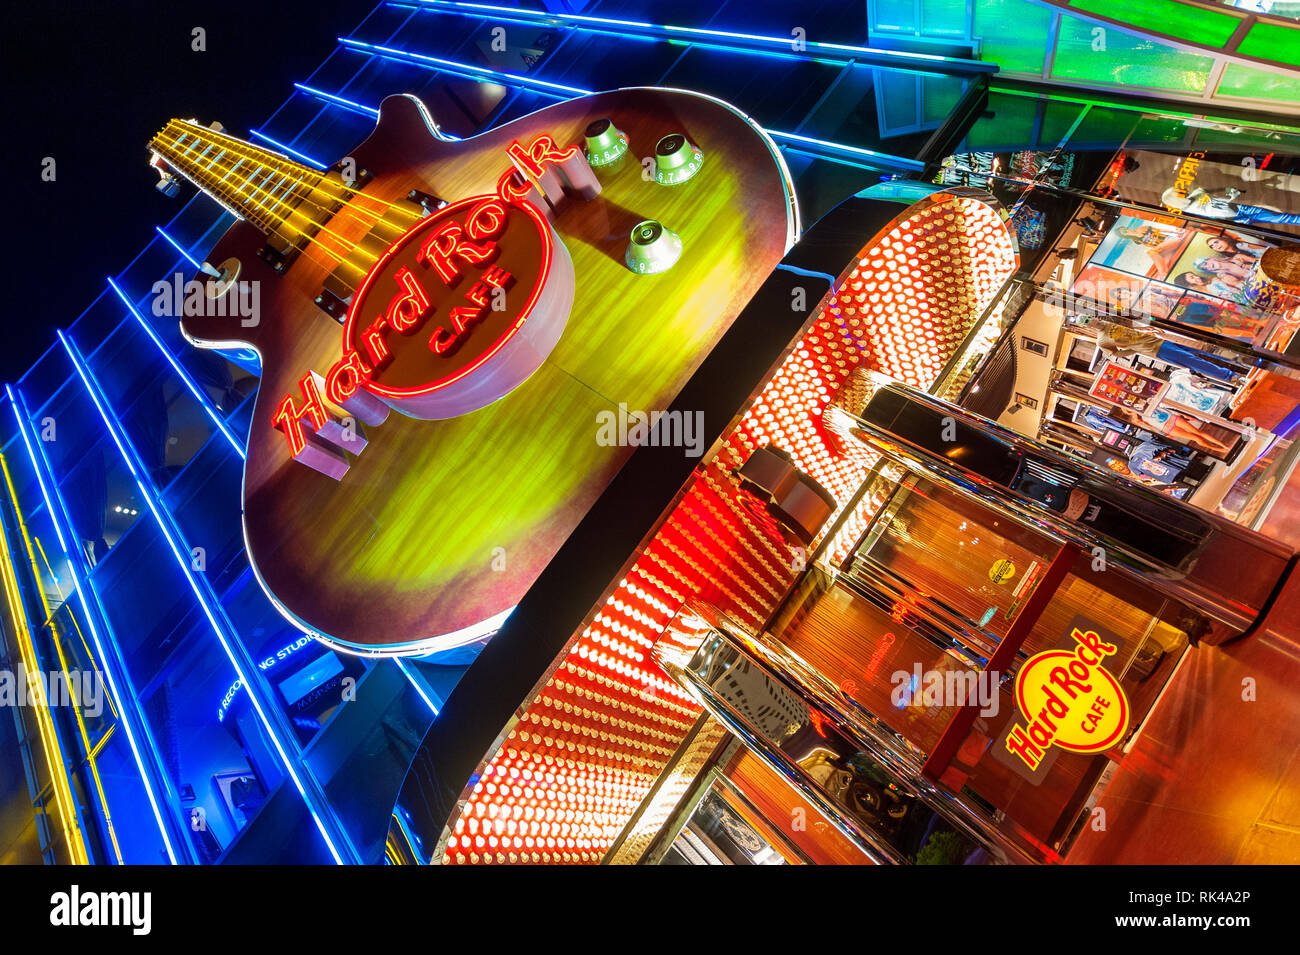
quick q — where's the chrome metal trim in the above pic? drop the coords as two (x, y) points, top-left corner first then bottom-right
(657, 618), (1036, 864)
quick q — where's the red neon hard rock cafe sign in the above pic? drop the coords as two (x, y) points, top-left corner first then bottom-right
(272, 135), (582, 472)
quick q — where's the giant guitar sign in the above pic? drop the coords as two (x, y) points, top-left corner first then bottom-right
(149, 89), (798, 653)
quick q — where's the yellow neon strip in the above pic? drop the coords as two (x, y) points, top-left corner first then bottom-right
(33, 537), (121, 723)
(64, 606), (120, 722)
(3, 455), (121, 862)
(0, 496), (85, 863)
(34, 537), (58, 593)
(89, 724), (115, 761)
(1, 453), (116, 863)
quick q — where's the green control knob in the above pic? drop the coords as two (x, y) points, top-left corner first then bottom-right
(654, 133), (703, 185)
(625, 220), (683, 275)
(583, 118), (629, 166)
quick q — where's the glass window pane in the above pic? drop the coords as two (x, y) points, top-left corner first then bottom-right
(922, 0), (971, 38)
(975, 0), (1054, 74)
(875, 0), (919, 34)
(1216, 62), (1300, 104)
(1070, 0), (1240, 46)
(1051, 16), (1216, 92)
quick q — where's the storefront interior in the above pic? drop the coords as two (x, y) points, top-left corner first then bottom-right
(595, 97), (1300, 867)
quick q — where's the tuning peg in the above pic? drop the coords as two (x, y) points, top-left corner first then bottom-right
(625, 220), (682, 275)
(583, 118), (628, 166)
(654, 133), (703, 185)
(148, 152), (180, 197)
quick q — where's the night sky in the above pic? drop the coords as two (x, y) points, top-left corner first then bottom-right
(8, 0), (366, 384)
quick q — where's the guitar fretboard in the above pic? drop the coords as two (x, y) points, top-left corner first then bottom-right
(149, 119), (350, 257)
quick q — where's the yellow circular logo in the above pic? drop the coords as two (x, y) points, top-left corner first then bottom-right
(1005, 627), (1131, 770)
(988, 559), (1016, 584)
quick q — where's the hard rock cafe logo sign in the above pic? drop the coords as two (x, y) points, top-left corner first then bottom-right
(272, 135), (583, 471)
(1004, 623), (1130, 770)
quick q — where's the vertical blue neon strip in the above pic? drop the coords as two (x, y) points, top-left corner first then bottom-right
(106, 277), (244, 459)
(6, 385), (182, 864)
(249, 130), (329, 170)
(154, 227), (203, 272)
(394, 658), (441, 715)
(292, 82), (379, 118)
(59, 331), (351, 865)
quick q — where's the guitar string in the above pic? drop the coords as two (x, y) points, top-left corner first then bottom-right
(152, 126), (414, 265)
(157, 119), (426, 218)
(152, 128), (386, 268)
(152, 124), (467, 292)
(152, 133), (383, 284)
(152, 120), (544, 296)
(157, 121), (425, 227)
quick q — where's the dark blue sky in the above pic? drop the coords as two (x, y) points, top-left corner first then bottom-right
(7, 0), (366, 384)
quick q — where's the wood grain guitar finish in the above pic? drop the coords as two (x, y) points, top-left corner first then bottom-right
(168, 89), (797, 652)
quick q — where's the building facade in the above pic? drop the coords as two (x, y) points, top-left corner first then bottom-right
(3, 0), (1299, 865)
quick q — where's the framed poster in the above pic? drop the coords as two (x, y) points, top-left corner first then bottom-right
(1134, 280), (1183, 319)
(1073, 264), (1148, 314)
(1166, 229), (1272, 305)
(1089, 359), (1169, 414)
(1089, 213), (1195, 280)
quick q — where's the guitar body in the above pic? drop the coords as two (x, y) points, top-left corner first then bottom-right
(182, 89), (797, 652)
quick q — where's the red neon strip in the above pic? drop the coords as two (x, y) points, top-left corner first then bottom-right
(340, 195), (555, 400)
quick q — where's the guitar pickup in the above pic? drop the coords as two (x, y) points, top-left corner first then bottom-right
(257, 241), (296, 274)
(407, 188), (447, 216)
(314, 286), (349, 323)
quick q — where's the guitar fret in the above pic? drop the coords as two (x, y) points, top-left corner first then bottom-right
(265, 178), (296, 215)
(241, 167), (275, 225)
(221, 157), (247, 184)
(151, 118), (388, 261)
(253, 174), (288, 228)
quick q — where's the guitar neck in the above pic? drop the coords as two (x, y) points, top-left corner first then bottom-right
(148, 119), (350, 253)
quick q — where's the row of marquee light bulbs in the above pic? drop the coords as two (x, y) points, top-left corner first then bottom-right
(438, 193), (1015, 865)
